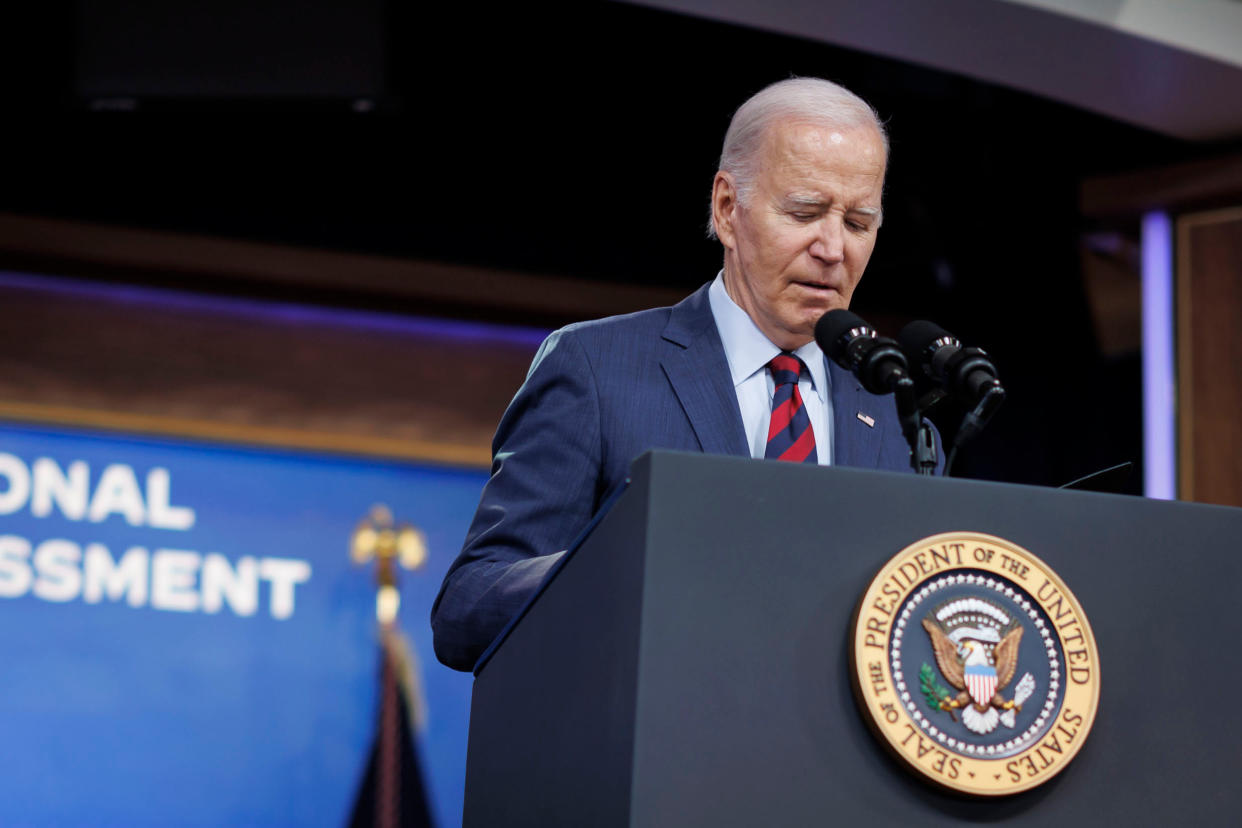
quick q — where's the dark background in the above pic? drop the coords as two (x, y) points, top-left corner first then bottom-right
(5, 1), (1234, 489)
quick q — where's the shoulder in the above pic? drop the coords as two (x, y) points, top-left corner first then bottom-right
(556, 305), (672, 348)
(530, 282), (712, 370)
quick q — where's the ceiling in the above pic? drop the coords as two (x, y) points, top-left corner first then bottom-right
(626, 0), (1242, 141)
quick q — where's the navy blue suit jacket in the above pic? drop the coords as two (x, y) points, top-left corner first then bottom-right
(431, 283), (937, 671)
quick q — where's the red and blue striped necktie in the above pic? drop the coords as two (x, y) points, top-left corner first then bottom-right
(765, 353), (817, 463)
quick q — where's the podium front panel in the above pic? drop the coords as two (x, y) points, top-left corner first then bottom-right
(468, 451), (1242, 826)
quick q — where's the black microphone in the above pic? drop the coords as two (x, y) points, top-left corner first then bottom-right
(899, 320), (1005, 466)
(814, 310), (910, 395)
(897, 320), (1003, 406)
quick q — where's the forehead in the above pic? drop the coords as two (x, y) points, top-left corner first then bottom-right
(758, 120), (886, 199)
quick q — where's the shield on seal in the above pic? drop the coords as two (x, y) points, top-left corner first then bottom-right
(965, 663), (998, 706)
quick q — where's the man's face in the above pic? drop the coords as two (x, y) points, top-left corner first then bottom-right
(713, 120), (886, 350)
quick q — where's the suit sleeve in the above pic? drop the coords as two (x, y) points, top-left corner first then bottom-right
(430, 327), (603, 671)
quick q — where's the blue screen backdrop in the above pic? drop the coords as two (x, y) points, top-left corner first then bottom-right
(0, 420), (482, 827)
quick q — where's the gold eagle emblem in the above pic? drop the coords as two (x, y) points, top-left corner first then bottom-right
(921, 598), (1034, 734)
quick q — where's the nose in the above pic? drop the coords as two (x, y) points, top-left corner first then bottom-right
(810, 216), (845, 264)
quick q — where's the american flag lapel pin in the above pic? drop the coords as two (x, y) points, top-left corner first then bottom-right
(857, 411), (876, 428)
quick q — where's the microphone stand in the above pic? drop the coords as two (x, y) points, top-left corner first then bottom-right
(894, 376), (938, 475)
(945, 385), (1005, 476)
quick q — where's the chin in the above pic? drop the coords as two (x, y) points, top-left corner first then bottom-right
(797, 304), (838, 330)
(821, 292), (851, 311)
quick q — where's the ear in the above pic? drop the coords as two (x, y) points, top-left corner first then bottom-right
(711, 172), (739, 249)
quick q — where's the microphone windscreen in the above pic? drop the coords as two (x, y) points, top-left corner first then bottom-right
(814, 309), (870, 361)
(897, 320), (953, 357)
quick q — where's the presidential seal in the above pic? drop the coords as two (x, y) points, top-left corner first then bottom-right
(850, 532), (1100, 796)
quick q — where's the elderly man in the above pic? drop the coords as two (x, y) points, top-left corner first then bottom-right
(432, 77), (937, 672)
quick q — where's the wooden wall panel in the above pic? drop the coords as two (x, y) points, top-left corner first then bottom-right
(0, 276), (543, 467)
(1177, 208), (1242, 506)
(0, 214), (687, 327)
(0, 215), (691, 468)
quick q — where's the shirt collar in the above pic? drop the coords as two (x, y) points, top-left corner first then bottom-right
(707, 272), (829, 403)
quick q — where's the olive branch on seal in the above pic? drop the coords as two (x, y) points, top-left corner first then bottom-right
(919, 662), (957, 721)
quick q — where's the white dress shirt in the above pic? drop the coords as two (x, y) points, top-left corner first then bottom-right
(707, 273), (834, 464)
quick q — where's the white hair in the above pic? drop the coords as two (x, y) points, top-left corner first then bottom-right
(707, 77), (888, 239)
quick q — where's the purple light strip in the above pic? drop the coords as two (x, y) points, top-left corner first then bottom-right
(1141, 211), (1175, 500)
(0, 270), (551, 348)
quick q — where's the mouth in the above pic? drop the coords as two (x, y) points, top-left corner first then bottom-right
(792, 280), (838, 294)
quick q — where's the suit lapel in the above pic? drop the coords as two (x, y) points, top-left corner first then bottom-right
(659, 284), (892, 466)
(659, 285), (749, 456)
(830, 361), (883, 469)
